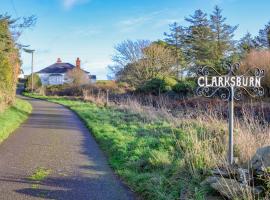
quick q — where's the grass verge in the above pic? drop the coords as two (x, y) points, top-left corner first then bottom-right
(0, 98), (32, 143)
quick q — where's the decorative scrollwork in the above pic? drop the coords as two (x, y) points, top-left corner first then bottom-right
(241, 87), (265, 98)
(234, 87), (244, 101)
(241, 67), (265, 77)
(222, 62), (240, 76)
(196, 87), (231, 101)
(197, 66), (221, 76)
(196, 63), (265, 101)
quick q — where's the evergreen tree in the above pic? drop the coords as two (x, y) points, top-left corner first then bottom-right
(238, 32), (255, 56)
(164, 23), (186, 79)
(185, 10), (215, 69)
(255, 21), (270, 48)
(210, 6), (238, 66)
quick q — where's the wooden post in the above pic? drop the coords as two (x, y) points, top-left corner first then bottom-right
(106, 89), (109, 106)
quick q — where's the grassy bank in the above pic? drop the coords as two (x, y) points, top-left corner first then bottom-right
(24, 92), (230, 199)
(0, 98), (32, 143)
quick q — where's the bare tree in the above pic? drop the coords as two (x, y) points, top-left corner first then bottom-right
(67, 68), (89, 86)
(108, 40), (151, 79)
(116, 43), (177, 87)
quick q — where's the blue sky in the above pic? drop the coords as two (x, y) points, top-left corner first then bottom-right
(1, 0), (270, 79)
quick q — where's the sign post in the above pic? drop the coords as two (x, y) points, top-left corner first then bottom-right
(196, 63), (264, 165)
(229, 85), (234, 165)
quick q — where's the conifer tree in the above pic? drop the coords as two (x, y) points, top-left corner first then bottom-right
(210, 6), (238, 66)
(164, 22), (186, 79)
(255, 21), (270, 49)
(185, 10), (215, 69)
(238, 32), (255, 56)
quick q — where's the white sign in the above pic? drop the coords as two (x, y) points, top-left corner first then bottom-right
(197, 76), (262, 88)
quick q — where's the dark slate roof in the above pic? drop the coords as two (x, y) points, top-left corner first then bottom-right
(37, 62), (89, 74)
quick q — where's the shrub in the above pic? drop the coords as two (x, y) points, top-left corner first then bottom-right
(138, 77), (177, 95)
(164, 77), (178, 87)
(173, 79), (196, 96)
(138, 78), (167, 94)
(241, 50), (270, 96)
(25, 73), (42, 91)
(66, 68), (90, 86)
(0, 19), (21, 111)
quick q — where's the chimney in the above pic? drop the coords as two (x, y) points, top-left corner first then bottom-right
(76, 57), (81, 69)
(57, 58), (62, 63)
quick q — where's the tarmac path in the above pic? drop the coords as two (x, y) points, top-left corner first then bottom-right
(0, 96), (136, 200)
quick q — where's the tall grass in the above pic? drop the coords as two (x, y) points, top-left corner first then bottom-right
(116, 96), (270, 165)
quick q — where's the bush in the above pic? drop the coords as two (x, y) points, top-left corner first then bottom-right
(138, 77), (177, 95)
(241, 50), (270, 96)
(25, 73), (42, 91)
(67, 68), (90, 86)
(0, 19), (20, 111)
(173, 79), (196, 96)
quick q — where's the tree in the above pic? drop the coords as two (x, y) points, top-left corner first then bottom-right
(67, 68), (90, 86)
(108, 40), (151, 79)
(0, 17), (20, 109)
(210, 6), (238, 67)
(0, 14), (36, 110)
(164, 23), (186, 79)
(116, 43), (177, 87)
(238, 32), (256, 56)
(185, 9), (215, 69)
(25, 73), (42, 91)
(255, 21), (270, 49)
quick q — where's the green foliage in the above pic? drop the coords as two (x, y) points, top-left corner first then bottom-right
(255, 21), (270, 48)
(173, 79), (196, 96)
(0, 14), (36, 110)
(29, 167), (51, 182)
(210, 6), (238, 68)
(0, 98), (32, 143)
(257, 167), (270, 197)
(25, 73), (42, 91)
(164, 23), (187, 78)
(238, 32), (256, 56)
(138, 77), (177, 94)
(0, 18), (20, 110)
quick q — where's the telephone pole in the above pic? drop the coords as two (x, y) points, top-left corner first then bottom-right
(23, 48), (35, 92)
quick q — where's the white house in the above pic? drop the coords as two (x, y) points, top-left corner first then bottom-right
(18, 68), (25, 79)
(37, 58), (95, 85)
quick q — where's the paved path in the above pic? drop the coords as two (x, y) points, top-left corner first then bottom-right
(0, 97), (136, 200)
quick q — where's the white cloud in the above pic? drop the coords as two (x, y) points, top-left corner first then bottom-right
(61, 0), (91, 10)
(116, 11), (165, 32)
(154, 19), (180, 28)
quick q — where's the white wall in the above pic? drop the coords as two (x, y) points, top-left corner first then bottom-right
(37, 73), (65, 85)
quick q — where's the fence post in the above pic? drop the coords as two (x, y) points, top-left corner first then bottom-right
(106, 89), (109, 106)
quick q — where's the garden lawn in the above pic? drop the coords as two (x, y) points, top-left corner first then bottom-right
(0, 98), (32, 143)
(24, 93), (214, 200)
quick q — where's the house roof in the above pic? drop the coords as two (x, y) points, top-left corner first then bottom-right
(37, 62), (89, 74)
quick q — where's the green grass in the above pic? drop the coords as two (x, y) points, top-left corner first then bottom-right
(24, 92), (217, 200)
(0, 98), (32, 143)
(29, 167), (51, 182)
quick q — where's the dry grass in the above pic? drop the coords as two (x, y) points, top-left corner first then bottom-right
(241, 50), (270, 95)
(107, 96), (269, 166)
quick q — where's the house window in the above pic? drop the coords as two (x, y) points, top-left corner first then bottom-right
(49, 74), (63, 85)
